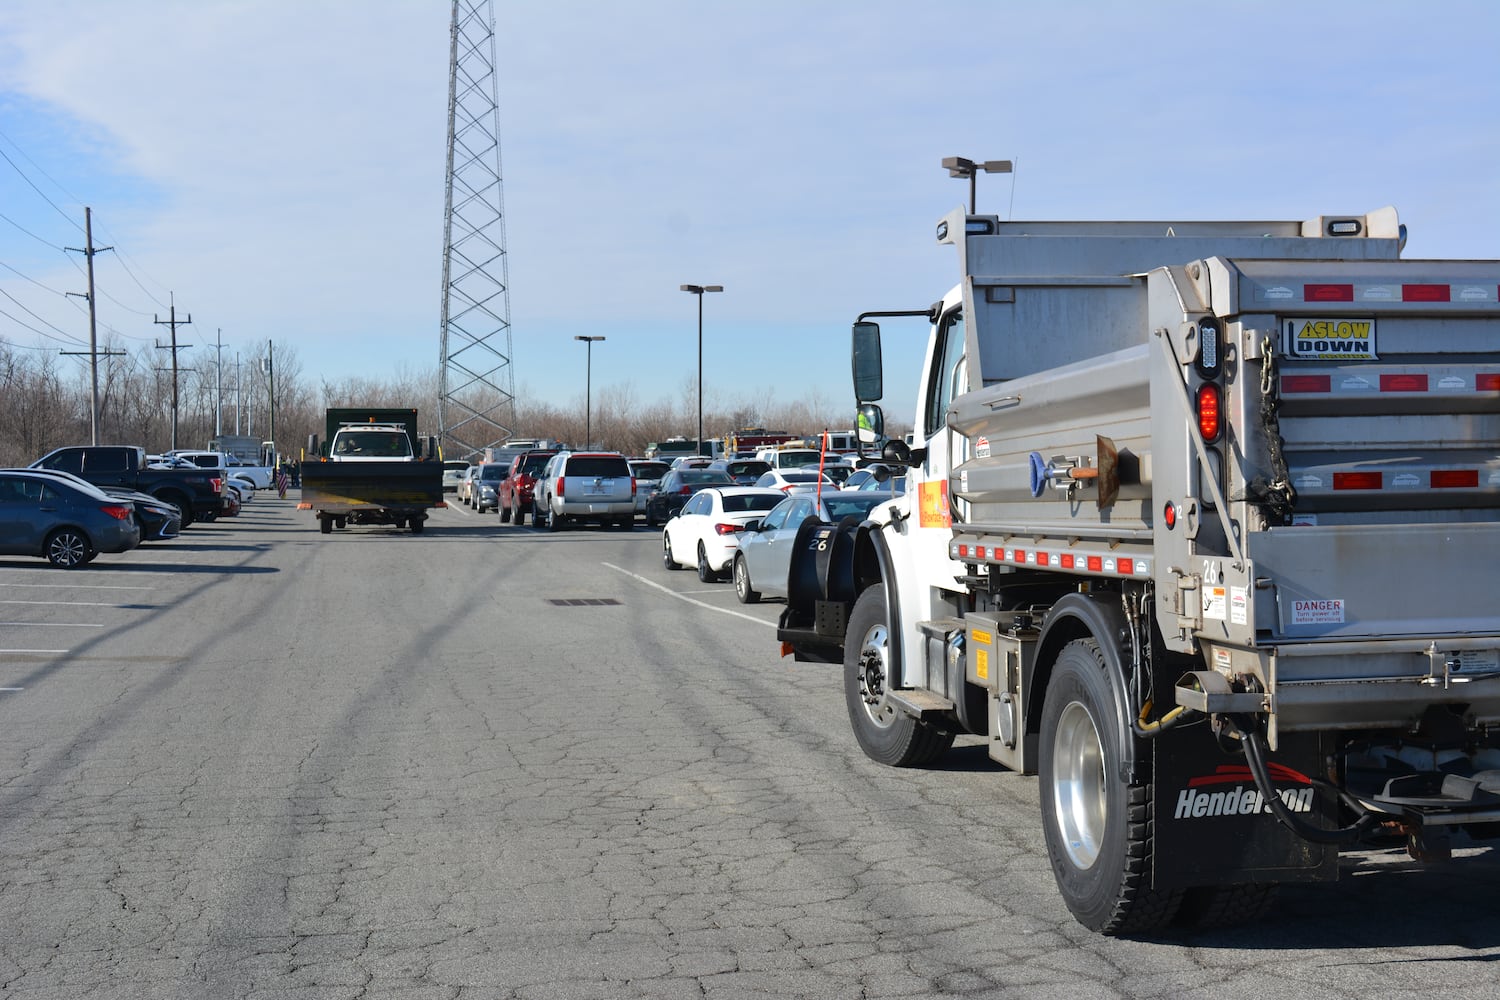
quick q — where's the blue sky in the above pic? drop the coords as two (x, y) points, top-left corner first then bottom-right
(2, 1), (1498, 429)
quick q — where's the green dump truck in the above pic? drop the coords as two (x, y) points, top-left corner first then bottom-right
(298, 408), (444, 534)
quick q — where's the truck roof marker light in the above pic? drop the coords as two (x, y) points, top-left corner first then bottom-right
(1327, 219), (1363, 236)
(1282, 374), (1331, 394)
(1333, 471), (1382, 490)
(1196, 383), (1222, 441)
(1403, 284), (1450, 302)
(1431, 470), (1480, 489)
(1305, 283), (1354, 302)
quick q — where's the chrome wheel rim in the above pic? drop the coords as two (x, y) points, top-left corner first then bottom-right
(1052, 700), (1106, 870)
(855, 622), (896, 729)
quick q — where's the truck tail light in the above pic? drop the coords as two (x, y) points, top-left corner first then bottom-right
(1196, 383), (1222, 442)
(100, 504), (132, 521)
(211, 477), (224, 493)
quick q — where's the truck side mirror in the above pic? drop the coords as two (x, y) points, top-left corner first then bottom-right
(855, 403), (883, 444)
(852, 321), (883, 403)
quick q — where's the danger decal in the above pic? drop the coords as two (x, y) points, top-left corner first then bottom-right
(1286, 318), (1377, 360)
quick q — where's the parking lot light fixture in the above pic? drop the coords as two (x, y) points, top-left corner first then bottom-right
(679, 284), (723, 455)
(574, 335), (605, 448)
(941, 156), (1012, 214)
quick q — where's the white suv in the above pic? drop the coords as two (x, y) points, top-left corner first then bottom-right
(534, 451), (635, 531)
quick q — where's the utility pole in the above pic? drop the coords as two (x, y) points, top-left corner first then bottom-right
(64, 206), (115, 444)
(262, 340), (276, 463)
(154, 295), (193, 451)
(213, 328), (224, 437)
(235, 352), (242, 434)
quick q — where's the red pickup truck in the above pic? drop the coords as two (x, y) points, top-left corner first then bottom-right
(498, 449), (557, 526)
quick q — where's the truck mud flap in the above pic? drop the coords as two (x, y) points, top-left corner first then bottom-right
(778, 516), (864, 657)
(1152, 726), (1338, 890)
(299, 461), (444, 511)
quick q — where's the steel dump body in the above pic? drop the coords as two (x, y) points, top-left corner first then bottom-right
(939, 209), (1500, 738)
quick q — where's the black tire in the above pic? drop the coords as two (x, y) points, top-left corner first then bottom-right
(547, 505), (563, 532)
(843, 586), (955, 767)
(500, 502), (512, 524)
(45, 528), (93, 568)
(410, 517), (425, 535)
(733, 554), (760, 604)
(646, 509), (659, 528)
(155, 491), (191, 527)
(696, 543), (718, 582)
(663, 533), (682, 570)
(616, 515), (633, 530)
(319, 516), (332, 534)
(1039, 638), (1180, 935)
(513, 501), (526, 527)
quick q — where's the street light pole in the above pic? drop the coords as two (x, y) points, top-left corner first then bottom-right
(574, 335), (605, 447)
(679, 284), (723, 456)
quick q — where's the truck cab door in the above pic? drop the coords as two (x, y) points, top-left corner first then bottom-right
(907, 305), (969, 589)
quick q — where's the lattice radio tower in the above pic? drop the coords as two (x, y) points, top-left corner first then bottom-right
(438, 0), (515, 459)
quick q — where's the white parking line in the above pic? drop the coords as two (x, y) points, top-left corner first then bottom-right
(0, 583), (151, 590)
(603, 563), (774, 629)
(0, 651), (63, 655)
(0, 600), (129, 608)
(0, 622), (103, 628)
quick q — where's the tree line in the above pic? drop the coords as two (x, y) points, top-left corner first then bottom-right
(0, 338), (903, 467)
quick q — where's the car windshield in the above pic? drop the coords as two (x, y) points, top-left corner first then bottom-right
(781, 471), (823, 482)
(567, 457), (629, 477)
(335, 432), (411, 457)
(822, 494), (887, 521)
(681, 471), (731, 484)
(480, 465), (506, 481)
(722, 493), (782, 513)
(444, 461), (469, 472)
(630, 462), (670, 480)
(777, 451), (823, 468)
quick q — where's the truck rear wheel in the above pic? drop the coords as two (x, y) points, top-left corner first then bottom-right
(410, 517), (425, 534)
(319, 515), (332, 534)
(843, 586), (954, 767)
(1039, 638), (1180, 935)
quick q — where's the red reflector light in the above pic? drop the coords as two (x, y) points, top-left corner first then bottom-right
(1305, 283), (1353, 302)
(1036, 552), (1049, 566)
(1163, 502), (1177, 529)
(1380, 374), (1429, 392)
(958, 544), (969, 558)
(101, 504), (132, 521)
(1281, 375), (1331, 393)
(1014, 549), (1026, 564)
(1479, 374), (1500, 392)
(1431, 470), (1480, 489)
(1118, 558), (1134, 575)
(1060, 553), (1075, 569)
(975, 546), (986, 559)
(1087, 555), (1102, 571)
(1403, 284), (1450, 302)
(1196, 383), (1221, 441)
(1333, 472), (1383, 490)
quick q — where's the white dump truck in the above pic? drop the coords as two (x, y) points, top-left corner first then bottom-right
(777, 202), (1500, 935)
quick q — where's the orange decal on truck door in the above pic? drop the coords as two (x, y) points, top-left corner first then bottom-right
(918, 479), (951, 528)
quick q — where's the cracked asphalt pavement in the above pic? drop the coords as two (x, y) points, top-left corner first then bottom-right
(1, 499), (1499, 998)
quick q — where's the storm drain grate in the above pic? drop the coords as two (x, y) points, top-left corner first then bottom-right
(547, 598), (622, 607)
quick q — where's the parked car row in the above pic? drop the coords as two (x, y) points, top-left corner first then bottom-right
(0, 469), (161, 568)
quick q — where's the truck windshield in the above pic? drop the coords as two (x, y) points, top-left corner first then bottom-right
(335, 432), (411, 457)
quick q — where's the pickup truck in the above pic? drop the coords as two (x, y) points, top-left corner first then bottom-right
(30, 445), (225, 526)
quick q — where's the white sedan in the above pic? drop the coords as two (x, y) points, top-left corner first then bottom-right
(661, 486), (785, 582)
(753, 469), (836, 494)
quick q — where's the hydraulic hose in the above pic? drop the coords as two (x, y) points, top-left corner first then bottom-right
(1229, 716), (1380, 847)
